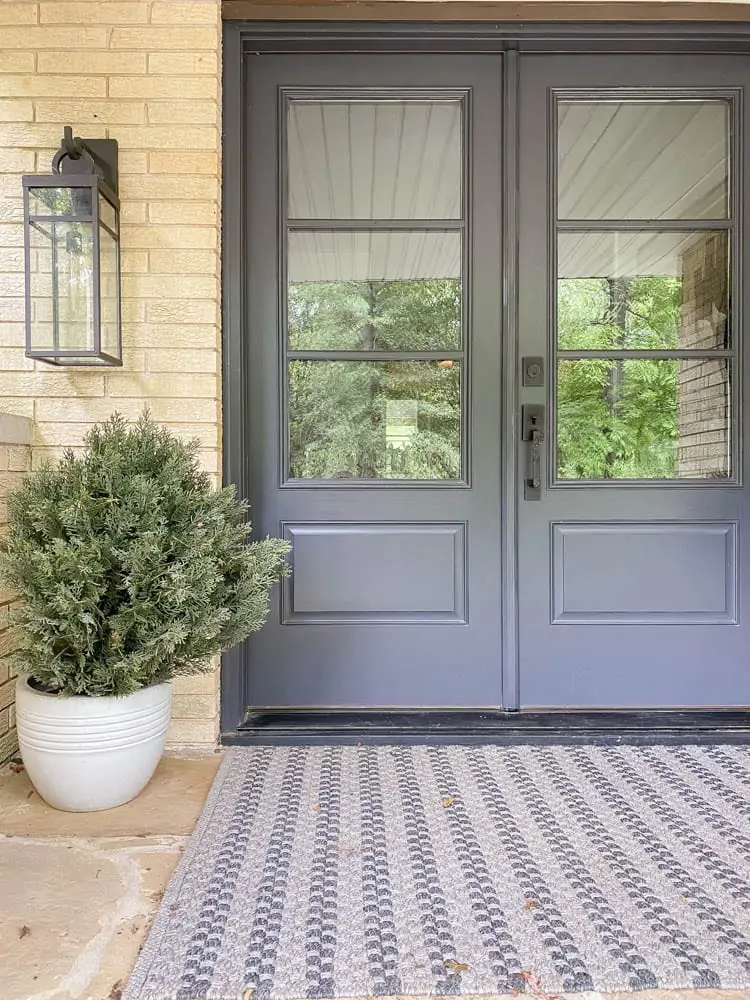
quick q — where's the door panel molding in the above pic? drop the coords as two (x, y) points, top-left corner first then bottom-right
(281, 521), (468, 624)
(551, 520), (738, 625)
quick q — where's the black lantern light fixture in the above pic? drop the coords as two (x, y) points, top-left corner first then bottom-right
(22, 127), (122, 366)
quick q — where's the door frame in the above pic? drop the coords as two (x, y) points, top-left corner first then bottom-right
(221, 19), (750, 737)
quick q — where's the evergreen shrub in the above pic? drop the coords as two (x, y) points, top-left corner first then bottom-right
(0, 412), (290, 697)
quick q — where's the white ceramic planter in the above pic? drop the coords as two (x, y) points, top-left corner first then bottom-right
(15, 676), (172, 813)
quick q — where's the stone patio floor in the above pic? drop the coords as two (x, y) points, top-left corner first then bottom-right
(1, 749), (749, 1000)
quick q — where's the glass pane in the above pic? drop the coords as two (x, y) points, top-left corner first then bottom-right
(28, 186), (93, 217)
(558, 231), (729, 350)
(288, 232), (461, 350)
(288, 100), (462, 219)
(289, 360), (461, 480)
(98, 193), (118, 233)
(99, 225), (119, 358)
(29, 220), (95, 352)
(557, 358), (730, 480)
(558, 100), (729, 220)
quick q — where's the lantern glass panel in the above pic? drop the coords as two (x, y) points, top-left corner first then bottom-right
(28, 218), (95, 353)
(99, 222), (119, 358)
(98, 193), (118, 233)
(28, 186), (92, 218)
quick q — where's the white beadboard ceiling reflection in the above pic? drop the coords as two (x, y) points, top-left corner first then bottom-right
(289, 232), (461, 283)
(290, 230), (720, 285)
(559, 231), (725, 279)
(288, 101), (462, 220)
(290, 229), (721, 284)
(558, 101), (728, 222)
(288, 98), (729, 283)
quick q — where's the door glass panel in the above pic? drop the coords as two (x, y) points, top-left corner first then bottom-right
(557, 358), (730, 480)
(557, 100), (729, 220)
(558, 231), (729, 350)
(288, 100), (462, 219)
(288, 231), (461, 350)
(289, 360), (461, 479)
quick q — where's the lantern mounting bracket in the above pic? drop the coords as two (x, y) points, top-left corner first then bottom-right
(51, 126), (119, 195)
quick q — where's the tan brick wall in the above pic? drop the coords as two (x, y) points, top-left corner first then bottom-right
(0, 417), (33, 764)
(677, 233), (731, 478)
(0, 0), (223, 749)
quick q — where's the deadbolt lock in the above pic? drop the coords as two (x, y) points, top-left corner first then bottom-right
(522, 356), (544, 387)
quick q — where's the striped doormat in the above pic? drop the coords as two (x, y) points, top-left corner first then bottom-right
(125, 744), (750, 1000)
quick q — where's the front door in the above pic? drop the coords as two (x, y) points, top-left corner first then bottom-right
(517, 54), (750, 708)
(240, 45), (750, 714)
(244, 54), (505, 709)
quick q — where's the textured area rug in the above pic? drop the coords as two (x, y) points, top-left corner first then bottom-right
(125, 744), (750, 1000)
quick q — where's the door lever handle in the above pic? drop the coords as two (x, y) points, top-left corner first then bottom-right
(522, 404), (545, 500)
(528, 426), (542, 488)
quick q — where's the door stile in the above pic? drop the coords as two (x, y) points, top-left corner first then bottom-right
(501, 45), (521, 710)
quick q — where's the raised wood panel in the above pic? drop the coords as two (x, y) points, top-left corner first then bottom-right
(281, 521), (467, 623)
(552, 520), (738, 624)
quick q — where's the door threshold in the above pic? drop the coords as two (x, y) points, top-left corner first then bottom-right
(223, 708), (750, 746)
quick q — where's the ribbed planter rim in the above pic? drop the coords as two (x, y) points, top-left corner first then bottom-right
(21, 675), (171, 702)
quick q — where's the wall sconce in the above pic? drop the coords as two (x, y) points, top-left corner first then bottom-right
(23, 127), (122, 366)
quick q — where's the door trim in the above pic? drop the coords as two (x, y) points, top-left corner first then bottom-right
(221, 21), (248, 732)
(225, 20), (750, 48)
(221, 21), (750, 737)
(223, 3), (750, 21)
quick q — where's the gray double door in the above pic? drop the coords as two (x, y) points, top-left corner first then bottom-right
(244, 49), (750, 711)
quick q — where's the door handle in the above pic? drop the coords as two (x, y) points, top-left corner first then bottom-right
(522, 404), (545, 500)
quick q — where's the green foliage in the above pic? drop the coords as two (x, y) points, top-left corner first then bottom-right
(289, 272), (687, 482)
(558, 275), (681, 351)
(288, 278), (461, 480)
(0, 413), (290, 696)
(557, 276), (682, 479)
(289, 278), (461, 352)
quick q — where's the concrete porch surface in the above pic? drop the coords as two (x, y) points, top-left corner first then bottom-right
(0, 753), (748, 1000)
